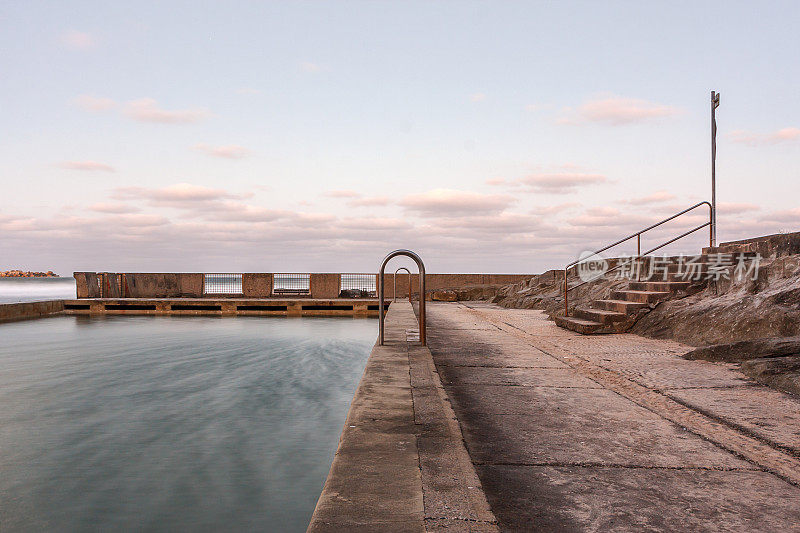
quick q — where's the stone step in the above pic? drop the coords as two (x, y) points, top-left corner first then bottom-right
(574, 307), (627, 324)
(610, 289), (671, 304)
(628, 280), (691, 292)
(666, 262), (712, 273)
(594, 299), (649, 314)
(554, 314), (604, 335)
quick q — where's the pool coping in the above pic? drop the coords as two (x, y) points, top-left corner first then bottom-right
(0, 300), (65, 322)
(307, 300), (498, 532)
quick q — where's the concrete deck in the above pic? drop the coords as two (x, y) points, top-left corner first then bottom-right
(426, 302), (800, 531)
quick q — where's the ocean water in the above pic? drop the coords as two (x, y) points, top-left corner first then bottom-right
(0, 277), (76, 304)
(0, 316), (375, 532)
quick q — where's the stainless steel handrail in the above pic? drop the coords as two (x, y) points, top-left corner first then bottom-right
(563, 201), (713, 316)
(379, 250), (426, 346)
(393, 267), (411, 302)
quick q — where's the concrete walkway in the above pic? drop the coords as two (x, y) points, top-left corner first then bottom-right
(308, 301), (498, 532)
(426, 302), (800, 532)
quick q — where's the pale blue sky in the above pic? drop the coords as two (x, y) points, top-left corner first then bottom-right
(1, 1), (798, 274)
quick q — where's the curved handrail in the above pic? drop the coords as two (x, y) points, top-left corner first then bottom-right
(379, 250), (426, 346)
(563, 201), (713, 316)
(393, 267), (411, 302)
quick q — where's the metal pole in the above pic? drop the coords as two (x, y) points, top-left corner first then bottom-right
(636, 234), (641, 281)
(711, 90), (720, 247)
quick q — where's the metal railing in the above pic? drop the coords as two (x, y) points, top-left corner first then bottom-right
(204, 273), (243, 294)
(563, 201), (713, 316)
(393, 267), (411, 302)
(273, 273), (310, 295)
(378, 250), (426, 346)
(340, 273), (377, 297)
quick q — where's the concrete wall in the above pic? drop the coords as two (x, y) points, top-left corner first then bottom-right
(74, 272), (100, 298)
(310, 273), (340, 298)
(124, 273), (204, 298)
(379, 273), (535, 299)
(0, 300), (64, 322)
(243, 273), (273, 297)
(73, 272), (536, 299)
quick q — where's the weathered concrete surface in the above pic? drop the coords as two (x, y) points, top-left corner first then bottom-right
(308, 301), (498, 532)
(0, 300), (64, 322)
(242, 272), (273, 297)
(426, 302), (800, 532)
(310, 273), (341, 299)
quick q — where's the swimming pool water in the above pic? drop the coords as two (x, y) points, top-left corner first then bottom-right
(0, 316), (375, 532)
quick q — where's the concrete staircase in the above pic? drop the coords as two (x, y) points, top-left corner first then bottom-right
(554, 257), (711, 335)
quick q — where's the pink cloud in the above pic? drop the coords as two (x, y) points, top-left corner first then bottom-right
(760, 208), (800, 224)
(729, 127), (800, 146)
(348, 196), (390, 207)
(717, 203), (760, 215)
(621, 190), (676, 205)
(470, 93), (487, 102)
(73, 95), (116, 112)
(338, 217), (411, 230)
(324, 190), (361, 198)
(61, 30), (95, 50)
(400, 189), (514, 217)
(88, 203), (141, 214)
(568, 206), (653, 228)
(58, 160), (115, 172)
(300, 62), (326, 73)
(563, 96), (678, 125)
(114, 183), (243, 205)
(194, 143), (250, 159)
(123, 98), (209, 124)
(530, 202), (581, 215)
(517, 173), (607, 194)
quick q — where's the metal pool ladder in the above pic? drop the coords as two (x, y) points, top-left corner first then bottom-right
(378, 249), (426, 346)
(393, 267), (411, 302)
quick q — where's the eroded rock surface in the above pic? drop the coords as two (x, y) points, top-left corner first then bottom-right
(684, 336), (800, 362)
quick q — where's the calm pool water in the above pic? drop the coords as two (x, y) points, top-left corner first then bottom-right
(0, 316), (375, 532)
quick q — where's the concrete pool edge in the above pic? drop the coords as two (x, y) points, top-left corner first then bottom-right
(307, 301), (499, 532)
(63, 298), (388, 317)
(0, 300), (65, 322)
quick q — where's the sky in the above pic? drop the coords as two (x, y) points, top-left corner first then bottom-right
(1, 1), (798, 275)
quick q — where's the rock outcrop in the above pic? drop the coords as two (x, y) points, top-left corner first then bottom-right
(0, 270), (57, 277)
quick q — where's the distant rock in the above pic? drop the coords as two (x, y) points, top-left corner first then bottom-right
(431, 290), (458, 302)
(0, 270), (57, 278)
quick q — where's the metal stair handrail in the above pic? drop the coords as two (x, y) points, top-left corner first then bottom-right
(563, 201), (713, 316)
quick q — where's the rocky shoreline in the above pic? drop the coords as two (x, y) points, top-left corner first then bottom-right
(0, 270), (58, 278)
